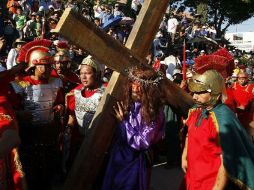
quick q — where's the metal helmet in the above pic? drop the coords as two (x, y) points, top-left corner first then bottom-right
(18, 39), (53, 70)
(78, 55), (100, 73)
(188, 70), (225, 105)
(189, 70), (224, 95)
(53, 50), (71, 63)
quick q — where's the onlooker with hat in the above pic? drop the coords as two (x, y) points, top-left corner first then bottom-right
(200, 49), (206, 56)
(6, 38), (26, 70)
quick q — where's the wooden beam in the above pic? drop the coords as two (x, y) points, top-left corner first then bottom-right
(52, 8), (147, 76)
(52, 6), (193, 114)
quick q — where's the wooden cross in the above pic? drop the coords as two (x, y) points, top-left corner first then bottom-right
(52, 1), (194, 189)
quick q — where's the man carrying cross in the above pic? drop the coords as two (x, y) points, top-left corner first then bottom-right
(102, 67), (165, 190)
(52, 1), (194, 189)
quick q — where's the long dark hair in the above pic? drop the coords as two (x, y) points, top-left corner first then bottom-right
(124, 67), (163, 124)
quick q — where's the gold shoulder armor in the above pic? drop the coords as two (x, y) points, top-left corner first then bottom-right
(16, 79), (31, 88)
(65, 91), (75, 107)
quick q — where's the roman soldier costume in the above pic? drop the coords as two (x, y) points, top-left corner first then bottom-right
(183, 49), (254, 190)
(51, 41), (80, 93)
(12, 40), (64, 189)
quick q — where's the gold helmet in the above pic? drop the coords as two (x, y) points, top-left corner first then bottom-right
(53, 50), (71, 63)
(78, 55), (100, 73)
(18, 39), (53, 70)
(188, 70), (224, 105)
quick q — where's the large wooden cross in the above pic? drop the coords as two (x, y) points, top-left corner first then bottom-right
(52, 1), (194, 189)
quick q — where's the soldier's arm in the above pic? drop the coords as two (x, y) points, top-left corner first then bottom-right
(212, 156), (228, 190)
(181, 134), (188, 173)
(0, 129), (20, 157)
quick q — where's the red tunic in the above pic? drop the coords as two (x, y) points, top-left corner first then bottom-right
(185, 108), (222, 190)
(229, 82), (254, 128)
(0, 76), (24, 190)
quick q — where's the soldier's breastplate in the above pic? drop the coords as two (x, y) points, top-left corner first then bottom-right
(74, 89), (103, 129)
(24, 84), (58, 125)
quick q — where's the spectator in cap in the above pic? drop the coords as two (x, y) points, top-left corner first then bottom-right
(6, 38), (26, 70)
(200, 50), (206, 56)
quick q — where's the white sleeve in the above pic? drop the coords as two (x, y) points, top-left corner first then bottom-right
(6, 49), (16, 70)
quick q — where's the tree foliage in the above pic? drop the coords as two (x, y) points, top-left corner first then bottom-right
(171, 0), (254, 37)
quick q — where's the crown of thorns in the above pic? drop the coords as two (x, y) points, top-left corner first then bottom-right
(127, 67), (164, 87)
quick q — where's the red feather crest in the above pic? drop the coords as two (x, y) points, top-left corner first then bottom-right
(56, 41), (69, 50)
(194, 48), (234, 78)
(18, 39), (52, 63)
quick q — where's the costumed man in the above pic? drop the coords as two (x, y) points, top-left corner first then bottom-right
(102, 67), (165, 190)
(51, 41), (80, 94)
(181, 52), (254, 189)
(227, 70), (254, 140)
(0, 63), (27, 190)
(64, 55), (105, 173)
(11, 39), (65, 190)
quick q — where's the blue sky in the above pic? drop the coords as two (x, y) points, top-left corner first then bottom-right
(227, 17), (254, 33)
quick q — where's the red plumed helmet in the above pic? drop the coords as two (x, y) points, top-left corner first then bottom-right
(18, 39), (53, 69)
(194, 48), (234, 78)
(56, 41), (69, 51)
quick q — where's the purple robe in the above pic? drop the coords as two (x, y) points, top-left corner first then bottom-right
(102, 102), (165, 190)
